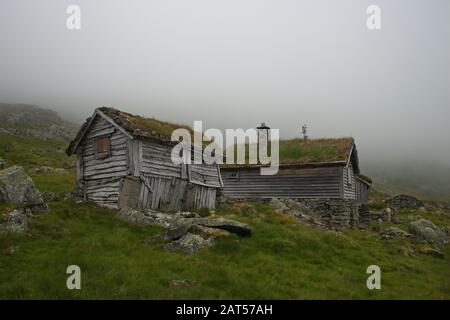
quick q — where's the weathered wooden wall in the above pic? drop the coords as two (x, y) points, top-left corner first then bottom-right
(220, 166), (343, 199)
(342, 164), (356, 200)
(80, 116), (129, 207)
(140, 140), (182, 179)
(136, 140), (219, 210)
(76, 117), (221, 210)
(355, 178), (369, 206)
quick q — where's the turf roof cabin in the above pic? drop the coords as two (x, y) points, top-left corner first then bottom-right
(66, 107), (222, 211)
(220, 137), (372, 227)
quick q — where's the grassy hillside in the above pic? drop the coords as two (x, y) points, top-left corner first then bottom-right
(0, 132), (76, 193)
(0, 125), (449, 299)
(0, 199), (449, 299)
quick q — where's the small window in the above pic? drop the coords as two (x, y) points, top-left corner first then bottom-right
(95, 136), (110, 159)
(229, 171), (240, 179)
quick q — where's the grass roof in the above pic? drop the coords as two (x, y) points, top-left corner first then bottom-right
(100, 107), (195, 142)
(278, 137), (354, 164)
(222, 137), (355, 167)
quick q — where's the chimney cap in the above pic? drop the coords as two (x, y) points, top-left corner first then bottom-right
(257, 123), (270, 130)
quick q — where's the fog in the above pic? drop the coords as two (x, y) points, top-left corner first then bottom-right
(1, 0), (449, 173)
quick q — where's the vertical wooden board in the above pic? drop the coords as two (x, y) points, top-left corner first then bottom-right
(118, 177), (141, 210)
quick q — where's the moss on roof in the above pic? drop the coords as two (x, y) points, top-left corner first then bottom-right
(222, 137), (355, 167)
(99, 107), (194, 142)
(67, 107), (199, 154)
(278, 137), (354, 164)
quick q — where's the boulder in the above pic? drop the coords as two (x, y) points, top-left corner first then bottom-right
(158, 223), (194, 241)
(0, 209), (28, 234)
(164, 233), (214, 253)
(189, 224), (230, 238)
(269, 198), (289, 212)
(409, 219), (447, 244)
(189, 217), (252, 236)
(157, 217), (248, 241)
(380, 227), (413, 240)
(0, 166), (46, 208)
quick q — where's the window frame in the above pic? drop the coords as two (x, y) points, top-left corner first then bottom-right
(94, 135), (111, 160)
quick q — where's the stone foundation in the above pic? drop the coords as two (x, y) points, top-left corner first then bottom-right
(216, 193), (360, 228)
(358, 205), (371, 225)
(295, 198), (358, 228)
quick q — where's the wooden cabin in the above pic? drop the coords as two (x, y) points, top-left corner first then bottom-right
(66, 107), (222, 211)
(220, 137), (372, 227)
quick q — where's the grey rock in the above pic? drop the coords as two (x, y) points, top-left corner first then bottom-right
(380, 227), (413, 240)
(164, 233), (214, 253)
(118, 208), (168, 226)
(269, 198), (289, 212)
(0, 166), (46, 207)
(41, 191), (58, 202)
(31, 202), (49, 213)
(189, 224), (230, 239)
(159, 223), (193, 241)
(443, 226), (450, 237)
(0, 209), (28, 234)
(30, 167), (68, 174)
(189, 217), (252, 236)
(409, 219), (447, 244)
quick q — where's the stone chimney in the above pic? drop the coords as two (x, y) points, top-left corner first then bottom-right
(257, 123), (270, 148)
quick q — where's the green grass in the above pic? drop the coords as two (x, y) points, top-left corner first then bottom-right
(0, 133), (74, 170)
(1, 200), (449, 299)
(224, 137), (353, 166)
(0, 131), (449, 299)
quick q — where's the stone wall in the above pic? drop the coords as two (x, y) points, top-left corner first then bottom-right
(387, 194), (422, 209)
(358, 205), (371, 225)
(216, 192), (360, 228)
(295, 198), (358, 228)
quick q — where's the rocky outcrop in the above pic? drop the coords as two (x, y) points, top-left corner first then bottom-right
(380, 227), (412, 240)
(164, 233), (214, 253)
(188, 217), (251, 236)
(0, 209), (28, 235)
(0, 166), (47, 211)
(408, 219), (448, 245)
(119, 208), (251, 253)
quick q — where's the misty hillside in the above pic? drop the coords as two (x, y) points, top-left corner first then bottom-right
(0, 103), (78, 141)
(0, 103), (448, 202)
(364, 160), (450, 202)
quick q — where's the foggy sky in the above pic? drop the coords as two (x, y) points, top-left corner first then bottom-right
(1, 0), (449, 169)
